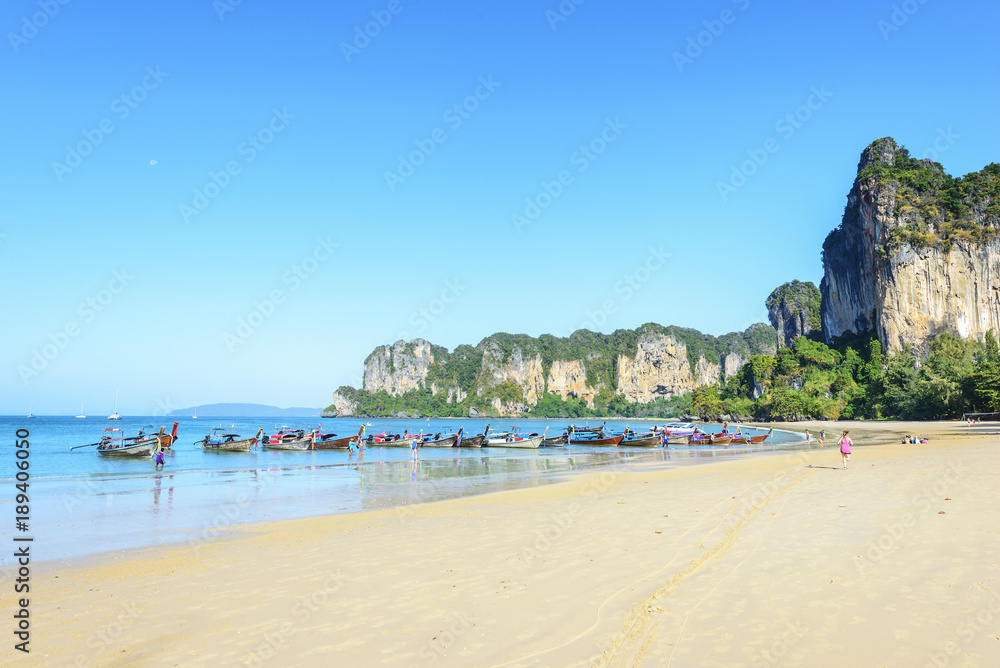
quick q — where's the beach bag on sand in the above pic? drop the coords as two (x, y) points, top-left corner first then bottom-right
(839, 437), (851, 454)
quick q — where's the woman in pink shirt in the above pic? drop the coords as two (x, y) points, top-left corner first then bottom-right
(839, 430), (853, 469)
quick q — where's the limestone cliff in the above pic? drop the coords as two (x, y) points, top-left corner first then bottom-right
(822, 138), (1000, 353)
(329, 322), (776, 417)
(328, 387), (359, 417)
(546, 359), (598, 408)
(767, 281), (821, 347)
(477, 340), (545, 405)
(615, 331), (693, 403)
(614, 330), (743, 403)
(363, 339), (437, 396)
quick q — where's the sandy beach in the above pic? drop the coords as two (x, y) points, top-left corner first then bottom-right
(4, 420), (999, 667)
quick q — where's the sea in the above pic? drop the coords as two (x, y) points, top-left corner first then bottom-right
(0, 416), (806, 566)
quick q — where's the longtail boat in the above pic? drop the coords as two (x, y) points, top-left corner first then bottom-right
(312, 426), (365, 450)
(368, 432), (419, 447)
(95, 424), (176, 457)
(689, 431), (732, 446)
(419, 432), (459, 448)
(198, 427), (263, 452)
(748, 428), (773, 444)
(484, 427), (547, 449)
(571, 433), (624, 446)
(664, 434), (690, 445)
(619, 433), (662, 447)
(262, 428), (314, 451)
(456, 424), (489, 448)
(542, 433), (568, 446)
(572, 422), (606, 434)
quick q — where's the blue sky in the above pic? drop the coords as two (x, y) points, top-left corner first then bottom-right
(3, 0), (998, 414)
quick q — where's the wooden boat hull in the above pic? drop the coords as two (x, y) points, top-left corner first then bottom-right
(748, 433), (770, 444)
(710, 436), (733, 446)
(543, 434), (568, 446)
(370, 436), (418, 447)
(97, 441), (154, 456)
(571, 434), (625, 446)
(203, 440), (255, 451)
(203, 437), (258, 451)
(484, 434), (544, 449)
(619, 434), (662, 447)
(202, 428), (262, 452)
(420, 434), (459, 448)
(457, 434), (485, 448)
(312, 434), (361, 450)
(263, 438), (313, 451)
(665, 435), (690, 445)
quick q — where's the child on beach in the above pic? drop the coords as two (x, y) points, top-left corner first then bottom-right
(838, 430), (852, 469)
(411, 437), (418, 460)
(818, 429), (825, 444)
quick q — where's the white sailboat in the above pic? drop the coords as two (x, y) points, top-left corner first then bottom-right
(192, 406), (198, 419)
(108, 391), (122, 420)
(76, 403), (86, 418)
(28, 401), (35, 418)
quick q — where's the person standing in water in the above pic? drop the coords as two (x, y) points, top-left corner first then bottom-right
(411, 436), (419, 460)
(839, 430), (853, 469)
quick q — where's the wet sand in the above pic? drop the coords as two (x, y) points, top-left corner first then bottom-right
(3, 420), (999, 666)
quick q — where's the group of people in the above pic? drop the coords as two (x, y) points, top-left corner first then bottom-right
(901, 435), (928, 444)
(803, 429), (826, 444)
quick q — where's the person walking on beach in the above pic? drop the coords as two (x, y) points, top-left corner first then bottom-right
(411, 436), (418, 460)
(819, 429), (825, 444)
(839, 430), (853, 469)
(153, 449), (165, 470)
(804, 429), (811, 443)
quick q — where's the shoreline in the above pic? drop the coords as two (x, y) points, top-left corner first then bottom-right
(4, 420), (998, 666)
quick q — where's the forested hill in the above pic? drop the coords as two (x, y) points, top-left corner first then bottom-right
(325, 323), (777, 418)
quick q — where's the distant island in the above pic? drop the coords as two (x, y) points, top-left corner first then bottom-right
(169, 403), (323, 418)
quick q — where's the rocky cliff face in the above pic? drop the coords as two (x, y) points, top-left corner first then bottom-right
(545, 359), (598, 408)
(477, 341), (545, 405)
(767, 281), (821, 347)
(723, 352), (746, 378)
(328, 389), (358, 417)
(822, 138), (1000, 354)
(615, 330), (726, 403)
(332, 322), (777, 417)
(363, 339), (436, 395)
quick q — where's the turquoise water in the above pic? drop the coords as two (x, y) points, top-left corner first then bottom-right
(0, 416), (800, 564)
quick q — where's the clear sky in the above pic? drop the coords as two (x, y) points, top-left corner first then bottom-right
(3, 0), (998, 415)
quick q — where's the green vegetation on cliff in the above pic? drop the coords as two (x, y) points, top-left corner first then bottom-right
(854, 137), (1000, 251)
(687, 329), (1000, 420)
(326, 322), (776, 419)
(766, 280), (822, 335)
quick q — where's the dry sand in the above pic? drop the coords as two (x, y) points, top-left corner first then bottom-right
(3, 420), (999, 667)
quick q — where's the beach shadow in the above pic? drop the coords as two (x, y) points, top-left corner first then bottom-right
(807, 465), (845, 470)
